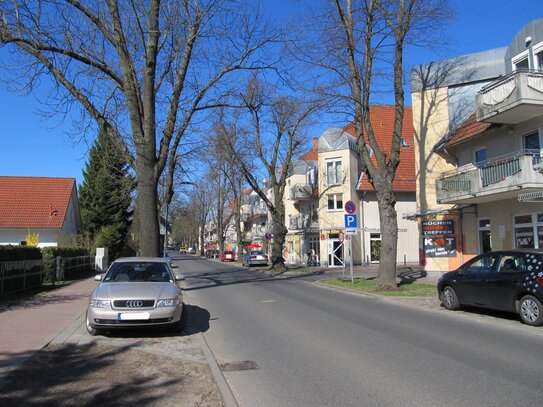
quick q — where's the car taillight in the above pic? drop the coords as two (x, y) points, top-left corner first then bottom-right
(536, 277), (543, 286)
(251, 255), (256, 259)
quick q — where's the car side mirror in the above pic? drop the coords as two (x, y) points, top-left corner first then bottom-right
(171, 264), (179, 269)
(94, 274), (103, 281)
(175, 273), (185, 281)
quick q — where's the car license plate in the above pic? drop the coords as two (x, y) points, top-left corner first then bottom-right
(118, 312), (150, 320)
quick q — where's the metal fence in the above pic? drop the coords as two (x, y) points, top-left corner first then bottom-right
(0, 259), (43, 297)
(55, 256), (96, 281)
(0, 255), (95, 298)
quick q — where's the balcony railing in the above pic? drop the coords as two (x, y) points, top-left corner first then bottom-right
(436, 150), (543, 203)
(289, 210), (319, 230)
(476, 69), (543, 124)
(289, 183), (317, 201)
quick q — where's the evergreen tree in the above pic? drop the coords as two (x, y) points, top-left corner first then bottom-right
(79, 132), (134, 259)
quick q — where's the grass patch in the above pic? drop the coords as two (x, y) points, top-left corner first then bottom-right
(322, 278), (436, 297)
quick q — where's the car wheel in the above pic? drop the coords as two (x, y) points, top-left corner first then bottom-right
(85, 311), (102, 336)
(171, 304), (188, 333)
(441, 286), (460, 310)
(519, 295), (543, 326)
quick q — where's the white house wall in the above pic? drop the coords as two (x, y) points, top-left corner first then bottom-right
(359, 191), (419, 264)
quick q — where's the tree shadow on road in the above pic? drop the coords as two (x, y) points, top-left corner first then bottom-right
(183, 266), (322, 292)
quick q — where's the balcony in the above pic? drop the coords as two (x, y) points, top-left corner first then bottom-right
(289, 184), (318, 201)
(289, 210), (319, 231)
(436, 150), (543, 204)
(475, 70), (543, 124)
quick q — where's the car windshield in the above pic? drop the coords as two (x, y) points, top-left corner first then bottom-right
(103, 262), (172, 283)
(251, 251), (265, 255)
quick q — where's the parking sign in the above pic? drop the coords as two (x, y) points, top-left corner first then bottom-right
(344, 214), (357, 228)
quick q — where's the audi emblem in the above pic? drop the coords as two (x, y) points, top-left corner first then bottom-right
(126, 300), (143, 308)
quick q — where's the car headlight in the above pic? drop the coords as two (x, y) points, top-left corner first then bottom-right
(156, 298), (180, 307)
(89, 299), (111, 308)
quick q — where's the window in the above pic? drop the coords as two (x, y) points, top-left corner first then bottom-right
(513, 214), (543, 249)
(536, 48), (543, 70)
(533, 41), (543, 70)
(497, 255), (525, 273)
(523, 130), (541, 152)
(478, 218), (492, 254)
(512, 50), (530, 71)
(326, 159), (342, 185)
(463, 255), (496, 274)
(327, 194), (343, 211)
(474, 147), (487, 165)
(306, 168), (315, 186)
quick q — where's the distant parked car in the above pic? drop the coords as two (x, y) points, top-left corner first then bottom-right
(188, 247), (196, 254)
(437, 250), (543, 326)
(242, 250), (269, 267)
(86, 257), (188, 336)
(179, 246), (187, 254)
(220, 251), (235, 262)
(205, 249), (220, 259)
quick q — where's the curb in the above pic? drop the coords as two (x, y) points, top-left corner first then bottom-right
(183, 285), (239, 407)
(199, 333), (239, 407)
(313, 279), (442, 308)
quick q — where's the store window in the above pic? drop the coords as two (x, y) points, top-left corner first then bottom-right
(327, 194), (343, 211)
(514, 213), (543, 249)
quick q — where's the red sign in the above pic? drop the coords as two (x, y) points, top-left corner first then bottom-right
(345, 200), (356, 214)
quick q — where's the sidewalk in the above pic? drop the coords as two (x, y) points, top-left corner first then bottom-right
(0, 277), (98, 380)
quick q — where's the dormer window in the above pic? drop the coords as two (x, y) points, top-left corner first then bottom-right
(513, 53), (529, 71)
(535, 43), (543, 70)
(306, 168), (315, 186)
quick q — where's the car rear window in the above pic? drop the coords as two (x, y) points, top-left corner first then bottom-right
(104, 262), (172, 282)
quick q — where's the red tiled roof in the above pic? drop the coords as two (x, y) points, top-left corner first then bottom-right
(300, 138), (319, 161)
(0, 176), (77, 229)
(441, 112), (495, 149)
(343, 105), (415, 192)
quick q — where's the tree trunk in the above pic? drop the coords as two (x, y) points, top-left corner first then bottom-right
(135, 165), (160, 257)
(375, 185), (398, 290)
(270, 206), (287, 271)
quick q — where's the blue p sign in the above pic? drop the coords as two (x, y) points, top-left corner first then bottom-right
(344, 214), (357, 228)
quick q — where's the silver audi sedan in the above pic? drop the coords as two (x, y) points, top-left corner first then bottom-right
(86, 257), (187, 335)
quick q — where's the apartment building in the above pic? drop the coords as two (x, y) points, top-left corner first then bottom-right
(411, 19), (543, 273)
(285, 105), (419, 267)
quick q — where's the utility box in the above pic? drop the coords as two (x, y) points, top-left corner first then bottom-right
(95, 247), (108, 273)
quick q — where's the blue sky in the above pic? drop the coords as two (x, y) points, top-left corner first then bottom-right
(0, 0), (540, 186)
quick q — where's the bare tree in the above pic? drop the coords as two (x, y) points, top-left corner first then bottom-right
(225, 75), (319, 271)
(298, 0), (450, 288)
(0, 0), (279, 256)
(212, 111), (252, 260)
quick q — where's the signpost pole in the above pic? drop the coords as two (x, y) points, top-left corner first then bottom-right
(349, 238), (354, 283)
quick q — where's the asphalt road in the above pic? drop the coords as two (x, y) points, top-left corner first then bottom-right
(177, 255), (543, 407)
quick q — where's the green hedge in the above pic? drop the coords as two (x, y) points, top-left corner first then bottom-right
(0, 245), (42, 261)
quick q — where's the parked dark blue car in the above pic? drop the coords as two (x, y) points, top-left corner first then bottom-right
(437, 250), (543, 326)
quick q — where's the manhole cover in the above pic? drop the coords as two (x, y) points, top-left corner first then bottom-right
(219, 360), (259, 372)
